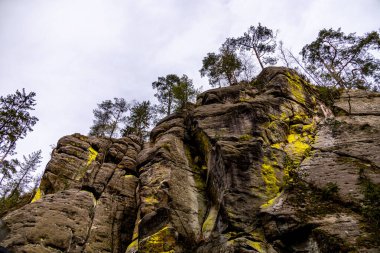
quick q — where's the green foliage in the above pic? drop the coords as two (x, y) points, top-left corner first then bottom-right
(326, 118), (344, 137)
(226, 23), (277, 69)
(89, 98), (129, 138)
(200, 46), (243, 87)
(313, 228), (353, 253)
(172, 74), (199, 111)
(0, 90), (41, 208)
(359, 170), (380, 230)
(316, 86), (341, 107)
(153, 74), (198, 116)
(283, 155), (299, 189)
(122, 100), (155, 141)
(320, 182), (339, 200)
(238, 134), (253, 141)
(362, 181), (380, 228)
(0, 190), (34, 218)
(152, 74), (180, 116)
(0, 89), (38, 181)
(1, 150), (42, 199)
(302, 28), (380, 89)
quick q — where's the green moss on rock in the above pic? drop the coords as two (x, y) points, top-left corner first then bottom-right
(202, 206), (218, 239)
(286, 71), (307, 105)
(239, 134), (253, 141)
(139, 226), (177, 253)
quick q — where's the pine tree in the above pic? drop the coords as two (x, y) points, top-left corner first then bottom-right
(0, 90), (41, 214)
(0, 89), (38, 186)
(172, 75), (199, 110)
(122, 101), (155, 141)
(200, 47), (243, 87)
(301, 28), (380, 89)
(89, 98), (129, 138)
(152, 74), (181, 116)
(2, 150), (42, 199)
(226, 23), (277, 69)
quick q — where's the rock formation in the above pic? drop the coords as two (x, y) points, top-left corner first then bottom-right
(1, 67), (379, 252)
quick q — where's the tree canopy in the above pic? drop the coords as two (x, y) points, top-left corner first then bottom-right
(89, 98), (129, 138)
(226, 23), (277, 70)
(0, 89), (41, 214)
(122, 100), (155, 141)
(172, 74), (199, 110)
(301, 28), (380, 89)
(152, 74), (199, 116)
(200, 47), (242, 87)
(0, 89), (39, 185)
(200, 23), (277, 86)
(152, 74), (180, 116)
(0, 90), (38, 161)
(1, 150), (41, 199)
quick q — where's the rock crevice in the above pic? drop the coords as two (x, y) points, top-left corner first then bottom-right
(1, 67), (379, 252)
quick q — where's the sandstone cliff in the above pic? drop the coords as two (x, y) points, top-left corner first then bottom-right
(1, 67), (379, 252)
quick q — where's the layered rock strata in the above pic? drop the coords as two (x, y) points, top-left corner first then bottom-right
(1, 67), (379, 252)
(1, 134), (141, 253)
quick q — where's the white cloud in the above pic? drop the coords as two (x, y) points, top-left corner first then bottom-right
(0, 0), (379, 169)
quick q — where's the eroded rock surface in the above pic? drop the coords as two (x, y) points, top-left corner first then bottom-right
(1, 134), (141, 253)
(1, 67), (379, 253)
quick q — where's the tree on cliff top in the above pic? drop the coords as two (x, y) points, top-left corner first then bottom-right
(172, 74), (199, 110)
(152, 74), (180, 116)
(301, 28), (380, 89)
(152, 74), (198, 116)
(89, 98), (129, 138)
(200, 46), (243, 87)
(226, 23), (277, 70)
(122, 100), (155, 141)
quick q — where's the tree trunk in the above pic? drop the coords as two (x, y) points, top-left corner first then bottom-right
(167, 86), (172, 116)
(253, 47), (264, 69)
(321, 60), (346, 88)
(109, 110), (122, 138)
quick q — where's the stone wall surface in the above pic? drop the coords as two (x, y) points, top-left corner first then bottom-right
(1, 67), (379, 253)
(1, 134), (141, 253)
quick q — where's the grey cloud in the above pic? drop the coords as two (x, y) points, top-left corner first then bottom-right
(0, 0), (378, 169)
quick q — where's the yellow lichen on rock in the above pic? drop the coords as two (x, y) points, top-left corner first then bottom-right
(142, 196), (159, 205)
(239, 134), (253, 141)
(247, 241), (264, 253)
(285, 71), (308, 105)
(31, 187), (43, 203)
(125, 239), (138, 253)
(74, 146), (99, 181)
(139, 226), (176, 253)
(261, 158), (280, 198)
(226, 232), (266, 253)
(251, 229), (265, 241)
(260, 192), (282, 209)
(285, 133), (311, 163)
(302, 122), (316, 133)
(270, 143), (283, 150)
(87, 146), (98, 166)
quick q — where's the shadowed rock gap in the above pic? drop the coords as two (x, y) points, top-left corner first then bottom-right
(1, 67), (379, 252)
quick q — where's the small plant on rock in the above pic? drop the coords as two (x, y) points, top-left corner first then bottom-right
(321, 182), (339, 200)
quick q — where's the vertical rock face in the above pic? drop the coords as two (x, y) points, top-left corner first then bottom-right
(1, 134), (141, 253)
(1, 67), (379, 252)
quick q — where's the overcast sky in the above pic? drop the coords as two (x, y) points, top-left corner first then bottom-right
(1, 0), (379, 170)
